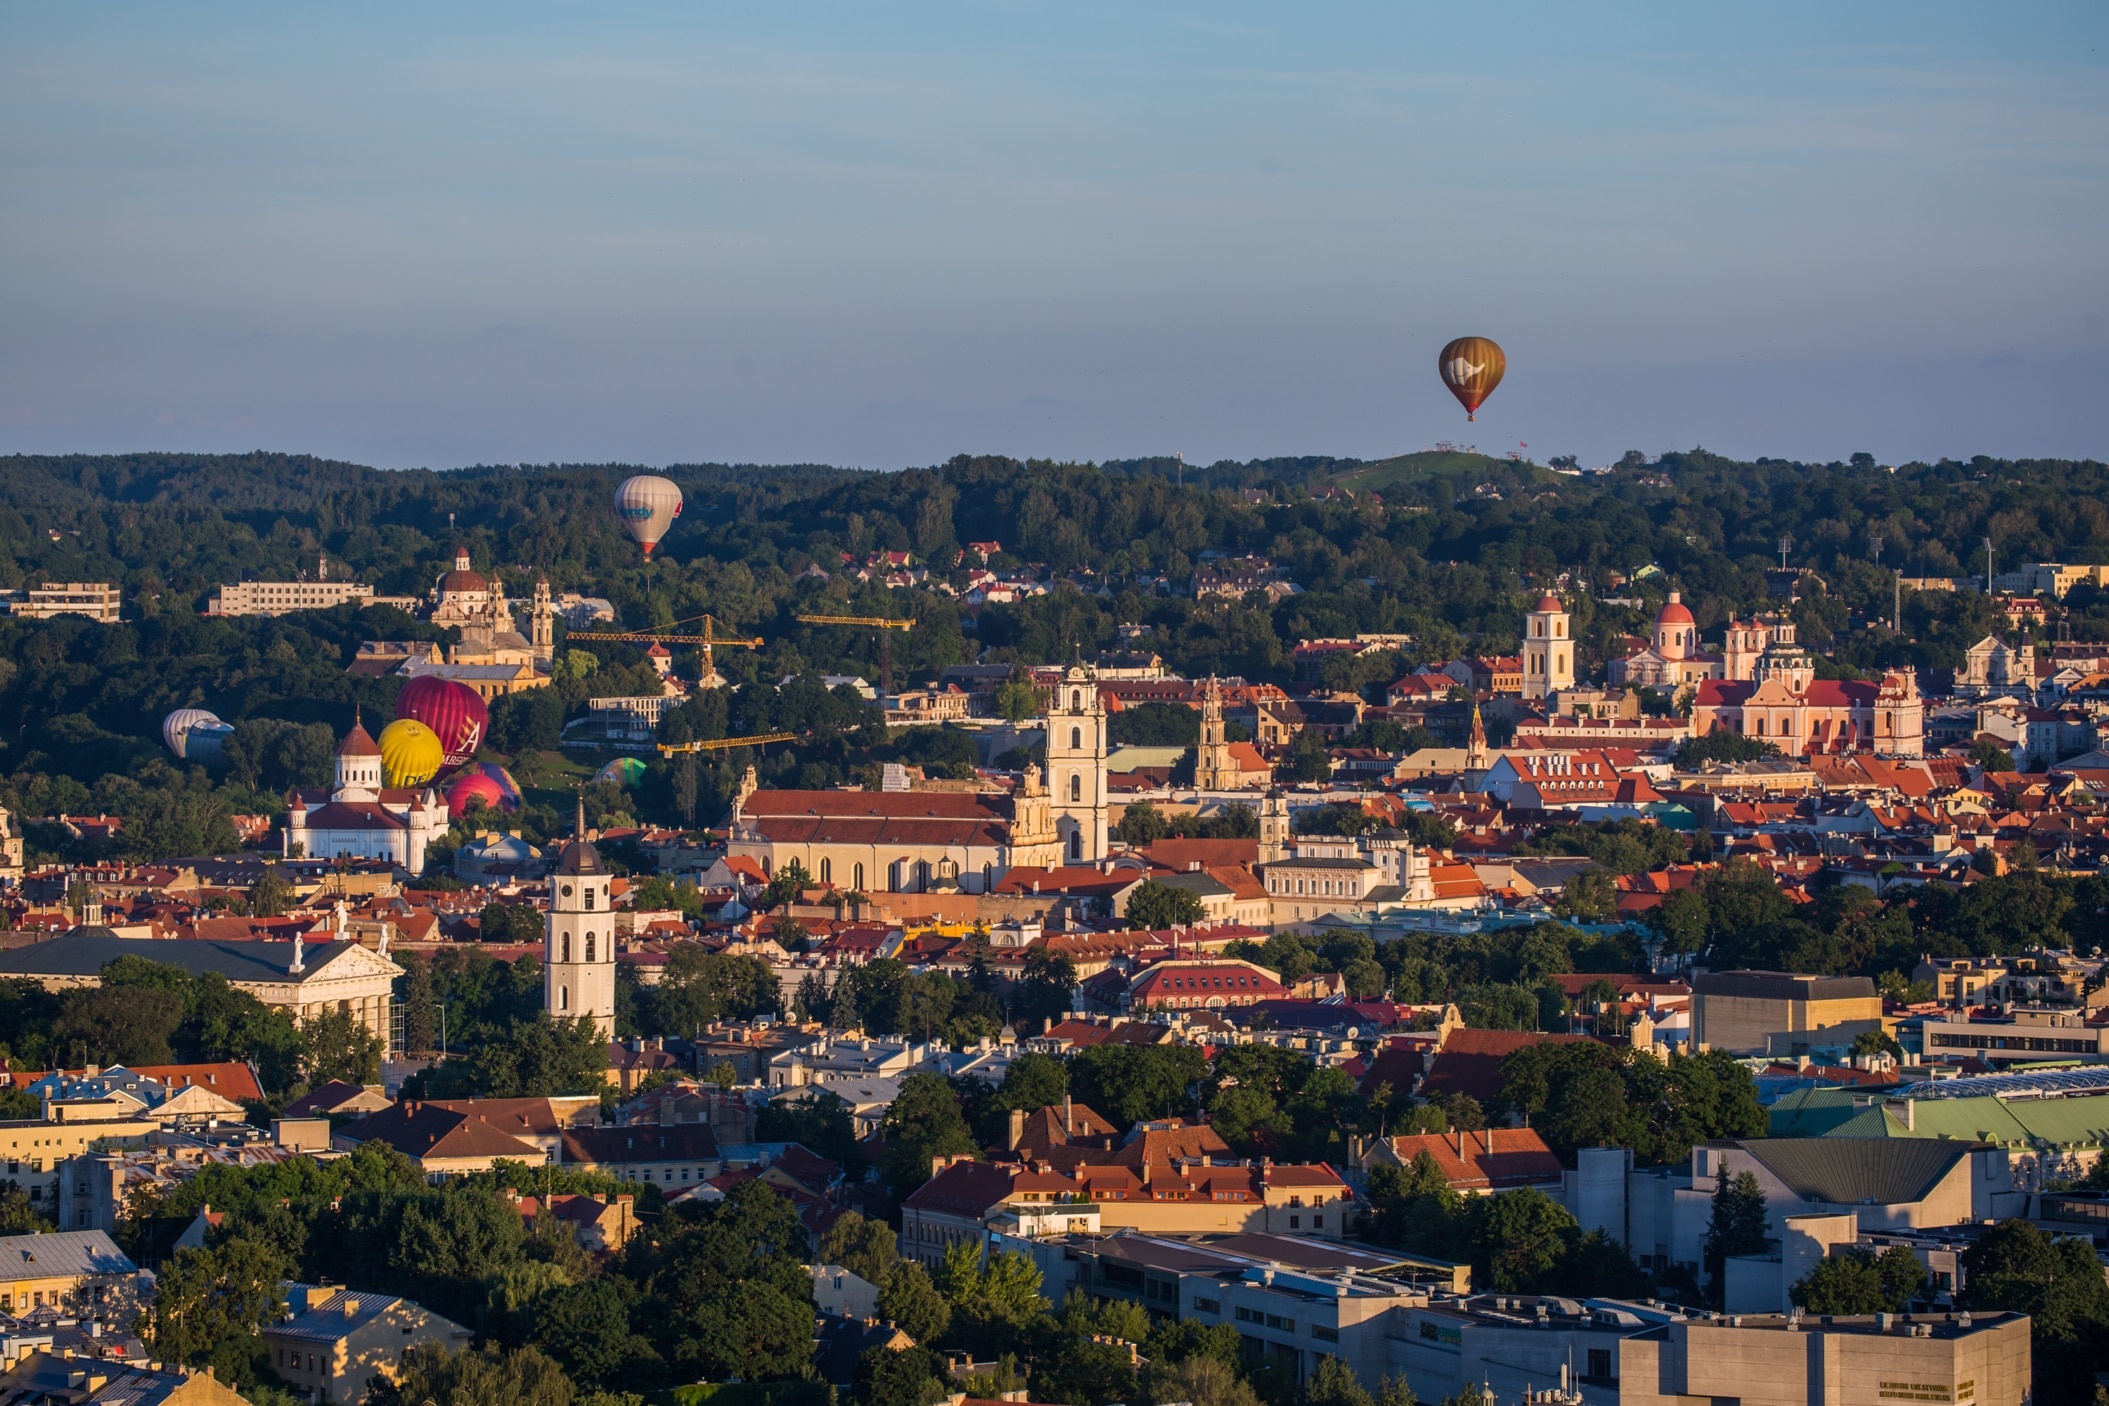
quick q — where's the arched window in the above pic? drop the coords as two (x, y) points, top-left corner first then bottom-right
(916, 861), (931, 890)
(1070, 726), (1082, 750)
(1069, 831), (1082, 862)
(1755, 718), (1767, 736)
(853, 862), (865, 891)
(1070, 689), (1081, 709)
(819, 857), (832, 884)
(585, 933), (597, 962)
(560, 933), (571, 963)
(559, 984), (570, 1011)
(1069, 773), (1082, 802)
(982, 862), (994, 891)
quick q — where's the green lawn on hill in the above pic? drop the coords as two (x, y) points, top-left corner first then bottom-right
(1332, 448), (1559, 497)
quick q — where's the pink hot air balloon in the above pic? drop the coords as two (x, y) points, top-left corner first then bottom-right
(396, 675), (489, 768)
(445, 761), (522, 815)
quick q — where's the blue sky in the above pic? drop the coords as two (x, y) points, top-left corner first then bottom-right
(2, 3), (2104, 470)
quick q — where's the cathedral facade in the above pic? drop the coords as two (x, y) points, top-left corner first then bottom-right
(726, 665), (1110, 890)
(431, 546), (555, 670)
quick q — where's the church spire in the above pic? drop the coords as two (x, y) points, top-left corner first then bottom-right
(1466, 700), (1490, 771)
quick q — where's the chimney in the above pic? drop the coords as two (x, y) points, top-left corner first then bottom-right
(1008, 1108), (1027, 1152)
(1063, 1094), (1073, 1134)
(1901, 1099), (1915, 1131)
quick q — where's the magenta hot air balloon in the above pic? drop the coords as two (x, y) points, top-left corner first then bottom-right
(615, 475), (683, 558)
(446, 762), (522, 815)
(395, 675), (489, 769)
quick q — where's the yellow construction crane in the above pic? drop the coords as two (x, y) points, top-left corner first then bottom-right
(655, 732), (800, 757)
(569, 613), (763, 681)
(794, 613), (914, 694)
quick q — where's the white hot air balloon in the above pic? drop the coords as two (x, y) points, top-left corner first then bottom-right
(614, 475), (684, 558)
(162, 708), (235, 763)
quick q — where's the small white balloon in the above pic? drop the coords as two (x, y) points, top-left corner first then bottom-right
(614, 475), (684, 558)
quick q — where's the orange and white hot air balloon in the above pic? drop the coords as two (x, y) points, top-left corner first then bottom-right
(614, 475), (683, 558)
(1438, 336), (1506, 421)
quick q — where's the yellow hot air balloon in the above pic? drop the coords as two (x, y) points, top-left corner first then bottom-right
(1438, 336), (1506, 421)
(379, 718), (444, 788)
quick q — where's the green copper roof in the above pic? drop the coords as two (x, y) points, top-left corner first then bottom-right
(1772, 1083), (2109, 1151)
(1811, 1090), (2109, 1150)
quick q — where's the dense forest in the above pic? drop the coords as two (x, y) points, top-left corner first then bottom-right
(3, 448), (2106, 851)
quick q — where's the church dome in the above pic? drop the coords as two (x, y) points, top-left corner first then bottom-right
(1533, 593), (1562, 613)
(339, 719), (382, 757)
(438, 545), (488, 595)
(1657, 592), (1695, 626)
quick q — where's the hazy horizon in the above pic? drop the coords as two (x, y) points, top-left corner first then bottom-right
(4, 3), (2105, 473)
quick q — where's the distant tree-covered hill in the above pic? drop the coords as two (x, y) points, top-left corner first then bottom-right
(3, 445), (2107, 854)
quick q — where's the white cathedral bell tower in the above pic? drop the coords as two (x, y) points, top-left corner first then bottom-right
(546, 797), (616, 1040)
(1045, 665), (1109, 865)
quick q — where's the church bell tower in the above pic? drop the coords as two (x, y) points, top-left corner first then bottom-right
(1045, 666), (1109, 865)
(546, 798), (616, 1040)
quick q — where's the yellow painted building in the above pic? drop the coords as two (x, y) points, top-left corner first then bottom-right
(264, 1283), (473, 1404)
(0, 1229), (139, 1315)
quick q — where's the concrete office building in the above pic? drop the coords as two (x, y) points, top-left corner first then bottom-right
(998, 1231), (1461, 1391)
(1690, 971), (1884, 1056)
(1918, 1005), (2109, 1066)
(1618, 1309), (2031, 1406)
(1564, 1139), (2023, 1280)
(997, 1228), (2035, 1405)
(12, 582), (122, 623)
(208, 578), (413, 616)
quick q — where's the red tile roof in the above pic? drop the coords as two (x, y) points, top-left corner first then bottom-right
(279, 1079), (375, 1117)
(1419, 1028), (1599, 1104)
(339, 1102), (544, 1162)
(1143, 839), (1261, 869)
(1128, 959), (1286, 1009)
(1385, 1128), (1564, 1190)
(903, 1159), (1047, 1217)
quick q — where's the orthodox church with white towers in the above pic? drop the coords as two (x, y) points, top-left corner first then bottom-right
(284, 713), (448, 871)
